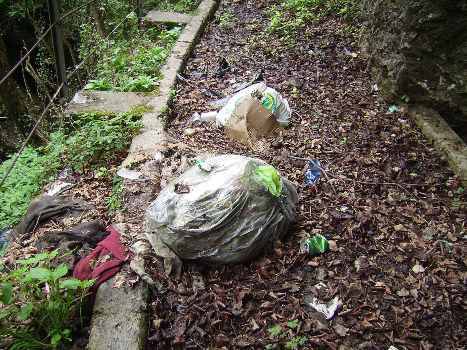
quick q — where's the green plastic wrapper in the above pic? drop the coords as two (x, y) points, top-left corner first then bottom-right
(304, 234), (329, 255)
(254, 165), (283, 197)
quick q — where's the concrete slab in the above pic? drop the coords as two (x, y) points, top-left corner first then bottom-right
(158, 56), (184, 96)
(66, 90), (150, 115)
(409, 105), (467, 186)
(87, 277), (149, 350)
(178, 1), (217, 44)
(144, 10), (192, 24)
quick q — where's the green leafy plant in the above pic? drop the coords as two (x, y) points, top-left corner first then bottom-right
(0, 133), (66, 228)
(0, 251), (94, 349)
(84, 24), (181, 92)
(64, 111), (143, 171)
(218, 10), (236, 29)
(144, 0), (198, 13)
(107, 175), (123, 213)
(285, 336), (308, 350)
(84, 79), (112, 91)
(267, 320), (308, 349)
(268, 324), (283, 337)
(287, 319), (300, 329)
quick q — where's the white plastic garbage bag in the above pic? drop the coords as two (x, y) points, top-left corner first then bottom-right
(216, 83), (291, 127)
(144, 154), (298, 264)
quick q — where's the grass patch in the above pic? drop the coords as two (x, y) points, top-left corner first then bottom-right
(267, 0), (359, 39)
(0, 111), (143, 228)
(144, 0), (199, 13)
(82, 14), (181, 92)
(218, 10), (236, 29)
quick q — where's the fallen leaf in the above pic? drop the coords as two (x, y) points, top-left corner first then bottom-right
(412, 263), (426, 274)
(397, 288), (410, 297)
(333, 324), (349, 337)
(394, 224), (405, 231)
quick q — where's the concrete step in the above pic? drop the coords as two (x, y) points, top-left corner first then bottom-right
(66, 90), (150, 115)
(144, 10), (193, 25)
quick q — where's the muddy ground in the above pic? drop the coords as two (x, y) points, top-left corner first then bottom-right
(145, 1), (466, 349)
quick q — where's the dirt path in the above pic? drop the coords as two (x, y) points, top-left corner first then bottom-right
(147, 1), (466, 349)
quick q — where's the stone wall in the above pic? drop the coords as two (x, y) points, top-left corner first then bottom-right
(361, 0), (467, 124)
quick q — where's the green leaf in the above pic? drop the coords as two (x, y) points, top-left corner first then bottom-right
(27, 267), (51, 281)
(287, 319), (300, 329)
(267, 324), (283, 337)
(59, 278), (82, 290)
(18, 303), (33, 320)
(80, 279), (96, 289)
(52, 264), (68, 281)
(17, 253), (49, 266)
(285, 336), (308, 350)
(50, 332), (62, 346)
(17, 250), (59, 266)
(1, 282), (13, 304)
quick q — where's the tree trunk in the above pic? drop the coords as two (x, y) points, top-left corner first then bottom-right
(90, 4), (106, 38)
(0, 36), (30, 159)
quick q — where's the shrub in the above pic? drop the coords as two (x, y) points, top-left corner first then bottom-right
(0, 251), (94, 349)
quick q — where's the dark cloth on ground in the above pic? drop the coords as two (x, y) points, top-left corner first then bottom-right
(15, 195), (85, 235)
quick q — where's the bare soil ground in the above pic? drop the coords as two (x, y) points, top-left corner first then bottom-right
(145, 1), (466, 349)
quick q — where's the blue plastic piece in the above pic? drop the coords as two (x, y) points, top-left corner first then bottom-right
(305, 160), (322, 186)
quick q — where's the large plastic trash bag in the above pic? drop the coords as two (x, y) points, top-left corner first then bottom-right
(144, 154), (298, 264)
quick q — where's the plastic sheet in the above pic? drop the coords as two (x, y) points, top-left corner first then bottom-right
(145, 155), (298, 264)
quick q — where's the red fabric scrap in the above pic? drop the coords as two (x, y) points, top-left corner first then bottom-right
(73, 225), (127, 289)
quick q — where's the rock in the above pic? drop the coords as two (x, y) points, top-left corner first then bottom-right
(184, 128), (197, 136)
(361, 0), (467, 125)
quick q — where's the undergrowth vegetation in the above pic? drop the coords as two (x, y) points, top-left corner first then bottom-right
(0, 111), (143, 228)
(144, 0), (199, 13)
(0, 250), (94, 349)
(268, 0), (359, 38)
(218, 9), (236, 29)
(107, 176), (124, 213)
(82, 13), (181, 92)
(265, 320), (308, 350)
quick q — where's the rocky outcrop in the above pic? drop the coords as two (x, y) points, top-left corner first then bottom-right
(361, 0), (467, 125)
